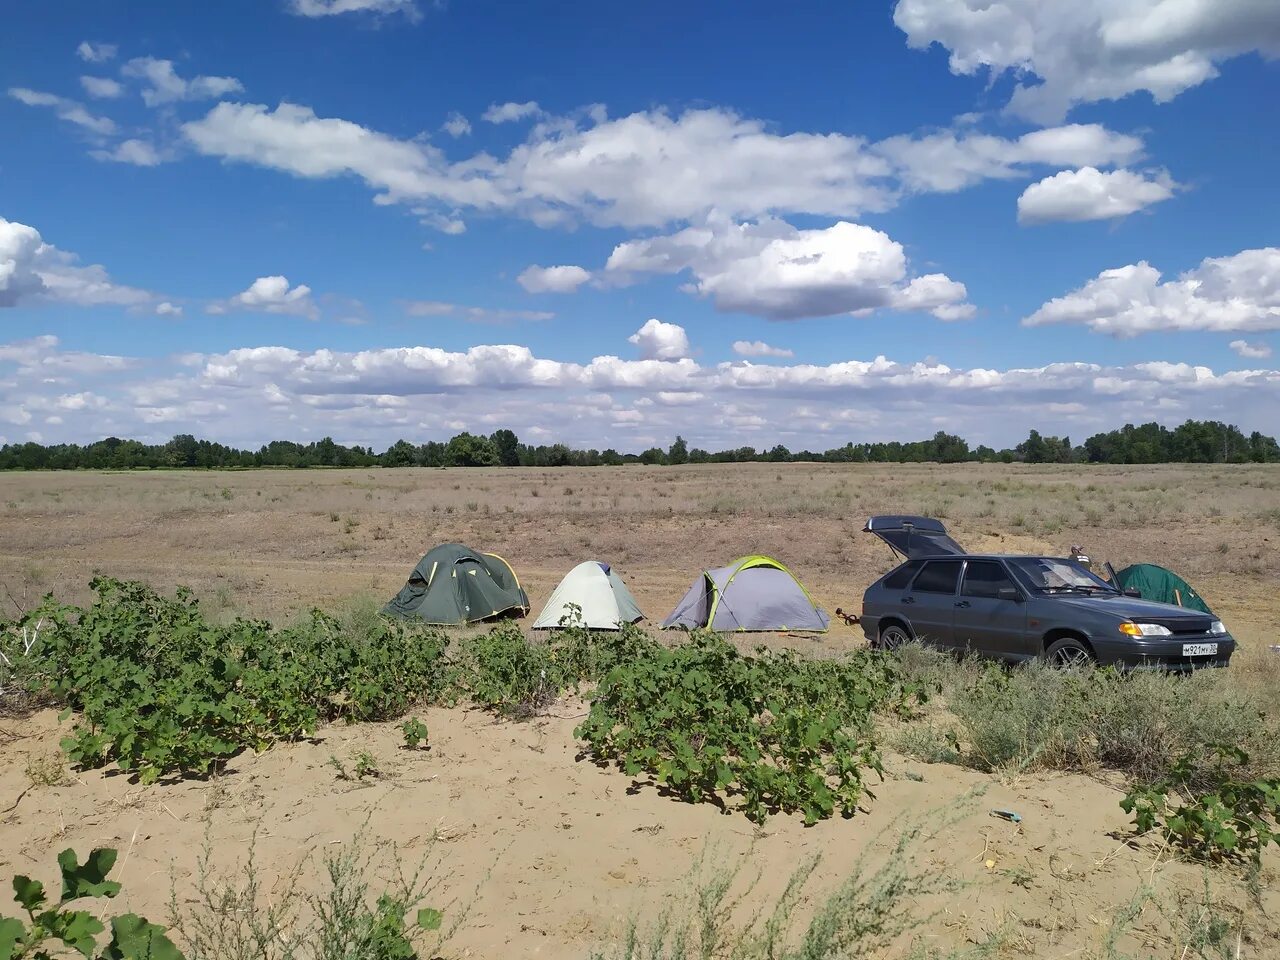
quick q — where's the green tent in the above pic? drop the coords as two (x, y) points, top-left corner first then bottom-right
(1113, 563), (1213, 614)
(384, 543), (529, 625)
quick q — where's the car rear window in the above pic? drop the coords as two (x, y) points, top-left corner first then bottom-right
(881, 560), (923, 590)
(961, 560), (1016, 598)
(912, 560), (962, 594)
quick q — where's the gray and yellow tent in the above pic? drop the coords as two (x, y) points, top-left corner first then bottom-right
(384, 543), (529, 625)
(1113, 563), (1213, 614)
(662, 555), (829, 632)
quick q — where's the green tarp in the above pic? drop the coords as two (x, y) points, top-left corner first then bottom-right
(384, 543), (529, 625)
(1113, 563), (1213, 614)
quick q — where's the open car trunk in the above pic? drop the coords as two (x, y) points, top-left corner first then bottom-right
(863, 515), (966, 560)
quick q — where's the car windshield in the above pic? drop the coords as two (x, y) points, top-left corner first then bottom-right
(1008, 557), (1118, 594)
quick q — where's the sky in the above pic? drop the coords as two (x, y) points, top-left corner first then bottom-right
(2, 0), (1278, 453)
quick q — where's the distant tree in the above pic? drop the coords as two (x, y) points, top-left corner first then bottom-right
(638, 447), (667, 465)
(444, 432), (499, 467)
(490, 429), (521, 467)
(667, 435), (689, 465)
(765, 444), (791, 462)
(383, 439), (418, 467)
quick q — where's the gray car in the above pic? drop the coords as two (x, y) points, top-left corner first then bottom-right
(858, 516), (1235, 669)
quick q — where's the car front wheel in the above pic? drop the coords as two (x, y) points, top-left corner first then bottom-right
(879, 623), (913, 651)
(1045, 637), (1095, 668)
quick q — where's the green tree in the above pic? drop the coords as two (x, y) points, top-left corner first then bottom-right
(444, 432), (499, 466)
(667, 435), (689, 465)
(489, 429), (521, 466)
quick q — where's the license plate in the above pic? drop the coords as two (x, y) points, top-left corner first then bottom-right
(1182, 643), (1218, 657)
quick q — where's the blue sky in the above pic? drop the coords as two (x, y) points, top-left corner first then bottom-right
(2, 0), (1278, 451)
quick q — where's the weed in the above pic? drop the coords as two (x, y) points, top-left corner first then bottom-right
(400, 717), (428, 750)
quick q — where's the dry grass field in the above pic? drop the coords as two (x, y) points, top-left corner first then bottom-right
(2, 463), (1279, 959)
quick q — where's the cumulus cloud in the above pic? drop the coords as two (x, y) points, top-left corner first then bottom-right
(76, 41), (117, 63)
(1, 216), (152, 309)
(482, 101), (543, 123)
(288, 0), (422, 19)
(628, 319), (691, 360)
(7, 87), (116, 136)
(1025, 247), (1280, 336)
(121, 57), (243, 107)
(4, 333), (1277, 451)
(893, 0), (1280, 122)
(606, 218), (971, 321)
(216, 276), (317, 319)
(155, 301), (183, 317)
(441, 112), (471, 137)
(180, 98), (1156, 233)
(1230, 339), (1272, 359)
(91, 138), (167, 167)
(1017, 167), (1178, 224)
(733, 340), (794, 358)
(80, 76), (124, 99)
(517, 264), (591, 293)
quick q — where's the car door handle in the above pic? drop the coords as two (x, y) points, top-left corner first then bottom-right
(954, 600), (970, 608)
(902, 596), (915, 604)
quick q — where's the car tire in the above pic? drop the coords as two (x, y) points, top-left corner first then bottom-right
(878, 623), (913, 651)
(1045, 637), (1095, 668)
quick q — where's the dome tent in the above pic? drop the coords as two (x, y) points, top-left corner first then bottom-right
(384, 543), (529, 625)
(662, 555), (829, 632)
(1113, 563), (1213, 615)
(532, 561), (644, 630)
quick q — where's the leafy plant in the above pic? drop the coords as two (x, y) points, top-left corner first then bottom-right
(0, 847), (182, 959)
(399, 719), (428, 751)
(1121, 746), (1280, 863)
(576, 633), (922, 824)
(352, 752), (380, 780)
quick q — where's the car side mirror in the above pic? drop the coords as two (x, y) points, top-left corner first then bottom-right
(1123, 588), (1142, 598)
(997, 586), (1021, 601)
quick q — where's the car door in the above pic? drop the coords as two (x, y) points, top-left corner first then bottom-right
(903, 559), (962, 648)
(953, 559), (1029, 660)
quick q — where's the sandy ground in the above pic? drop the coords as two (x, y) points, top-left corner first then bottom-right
(2, 463), (1279, 957)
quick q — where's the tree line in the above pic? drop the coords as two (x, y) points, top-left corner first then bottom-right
(0, 419), (1276, 471)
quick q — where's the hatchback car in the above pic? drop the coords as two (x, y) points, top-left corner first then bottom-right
(859, 516), (1235, 670)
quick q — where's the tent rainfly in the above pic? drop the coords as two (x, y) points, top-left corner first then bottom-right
(532, 561), (644, 630)
(1113, 563), (1213, 614)
(662, 555), (829, 632)
(383, 543), (529, 625)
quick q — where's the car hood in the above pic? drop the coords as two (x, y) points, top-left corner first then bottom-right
(1050, 594), (1216, 630)
(863, 515), (965, 559)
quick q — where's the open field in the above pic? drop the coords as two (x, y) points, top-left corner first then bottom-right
(2, 463), (1279, 958)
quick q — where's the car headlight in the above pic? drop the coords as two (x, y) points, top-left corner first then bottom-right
(1120, 622), (1172, 637)
(1209, 620), (1226, 635)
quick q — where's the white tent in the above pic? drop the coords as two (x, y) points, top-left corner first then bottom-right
(532, 561), (645, 630)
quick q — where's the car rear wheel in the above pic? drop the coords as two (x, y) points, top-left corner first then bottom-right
(1045, 637), (1094, 668)
(879, 623), (912, 651)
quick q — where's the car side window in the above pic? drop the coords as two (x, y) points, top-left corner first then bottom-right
(961, 560), (1017, 599)
(911, 560), (962, 594)
(882, 560), (923, 590)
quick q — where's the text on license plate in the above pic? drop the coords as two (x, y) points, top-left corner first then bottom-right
(1182, 643), (1218, 657)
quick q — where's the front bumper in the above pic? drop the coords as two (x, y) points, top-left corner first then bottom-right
(1094, 633), (1237, 671)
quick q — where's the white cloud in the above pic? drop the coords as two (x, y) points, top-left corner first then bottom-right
(517, 264), (591, 293)
(1017, 167), (1178, 224)
(628, 319), (690, 360)
(1230, 340), (1272, 359)
(288, 0), (421, 20)
(121, 57), (243, 107)
(733, 340), (794, 358)
(181, 100), (1151, 232)
(874, 123), (1143, 193)
(482, 101), (543, 123)
(0, 216), (151, 309)
(80, 76), (124, 99)
(606, 218), (971, 321)
(76, 41), (117, 63)
(155, 301), (183, 317)
(91, 138), (166, 167)
(1025, 248), (1280, 336)
(441, 112), (471, 137)
(223, 276), (318, 319)
(893, 0), (1280, 122)
(7, 87), (116, 136)
(5, 334), (1277, 451)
